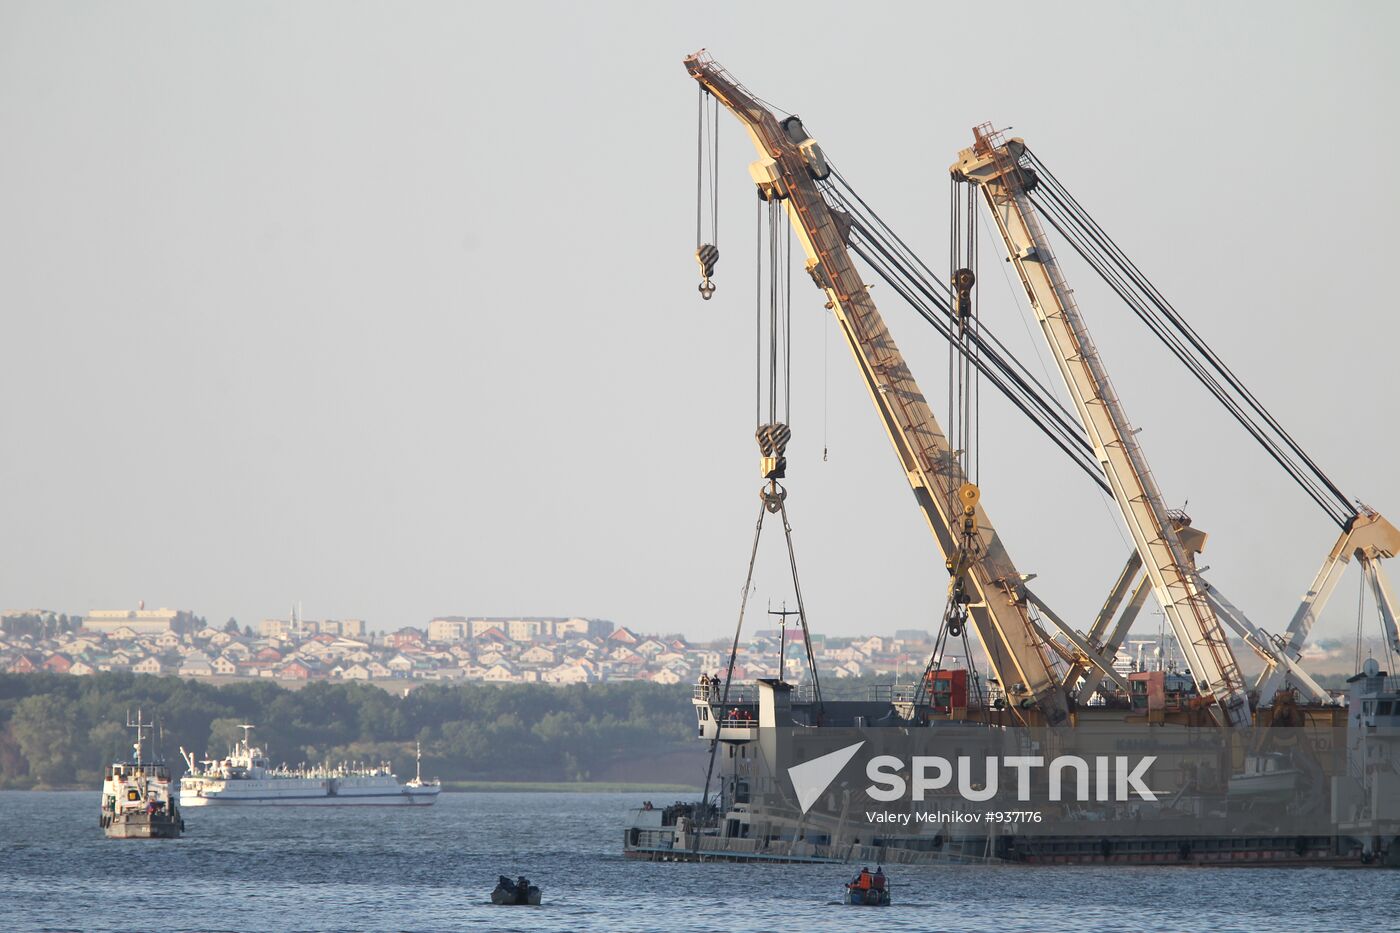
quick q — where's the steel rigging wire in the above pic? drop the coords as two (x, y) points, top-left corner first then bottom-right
(1020, 147), (1353, 528)
(695, 88), (720, 299)
(694, 191), (820, 851)
(815, 165), (1113, 495)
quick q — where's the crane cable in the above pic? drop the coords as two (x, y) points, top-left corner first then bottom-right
(816, 167), (1113, 494)
(693, 498), (766, 855)
(695, 87), (720, 299)
(753, 194), (818, 702)
(822, 167), (1103, 480)
(1029, 176), (1347, 524)
(695, 192), (821, 847)
(1021, 147), (1353, 528)
(914, 180), (989, 716)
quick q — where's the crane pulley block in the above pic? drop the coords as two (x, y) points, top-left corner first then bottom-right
(756, 421), (791, 480)
(953, 268), (976, 320)
(779, 115), (831, 180)
(749, 158), (789, 201)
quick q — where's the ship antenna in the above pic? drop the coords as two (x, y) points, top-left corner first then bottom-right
(126, 708), (150, 767)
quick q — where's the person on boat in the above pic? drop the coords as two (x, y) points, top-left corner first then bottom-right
(855, 867), (873, 890)
(872, 866), (886, 891)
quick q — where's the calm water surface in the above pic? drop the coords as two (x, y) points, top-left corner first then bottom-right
(0, 791), (1390, 932)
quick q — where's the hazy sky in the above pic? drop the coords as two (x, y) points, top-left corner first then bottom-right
(2, 2), (1396, 646)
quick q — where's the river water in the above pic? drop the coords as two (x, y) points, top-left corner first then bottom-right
(0, 791), (1389, 932)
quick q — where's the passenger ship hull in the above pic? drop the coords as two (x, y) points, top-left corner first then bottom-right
(180, 779), (440, 807)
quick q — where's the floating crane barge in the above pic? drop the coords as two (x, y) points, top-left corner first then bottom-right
(622, 51), (1400, 868)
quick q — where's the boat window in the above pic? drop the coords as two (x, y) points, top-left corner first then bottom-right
(126, 789), (141, 801)
(1378, 700), (1394, 716)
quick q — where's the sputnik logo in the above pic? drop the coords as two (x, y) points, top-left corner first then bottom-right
(787, 741), (865, 814)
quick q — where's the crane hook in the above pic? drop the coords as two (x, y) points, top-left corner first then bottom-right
(696, 244), (719, 300)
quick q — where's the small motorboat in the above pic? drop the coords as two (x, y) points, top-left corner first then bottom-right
(843, 866), (890, 906)
(844, 885), (891, 906)
(491, 875), (542, 906)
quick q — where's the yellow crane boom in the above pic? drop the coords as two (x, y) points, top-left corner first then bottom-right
(684, 52), (1069, 724)
(952, 128), (1251, 729)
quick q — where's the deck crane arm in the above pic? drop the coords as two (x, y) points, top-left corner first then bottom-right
(953, 129), (1251, 729)
(683, 52), (1070, 724)
(1256, 510), (1400, 697)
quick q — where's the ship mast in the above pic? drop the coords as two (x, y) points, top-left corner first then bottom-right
(238, 723), (255, 755)
(126, 708), (153, 767)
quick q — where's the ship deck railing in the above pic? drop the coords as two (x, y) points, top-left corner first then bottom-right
(693, 682), (821, 704)
(868, 682), (1006, 708)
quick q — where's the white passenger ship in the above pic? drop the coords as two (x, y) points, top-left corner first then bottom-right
(179, 724), (440, 807)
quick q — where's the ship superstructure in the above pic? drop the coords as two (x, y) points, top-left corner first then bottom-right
(179, 725), (439, 807)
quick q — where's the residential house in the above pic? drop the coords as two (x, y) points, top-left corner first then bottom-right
(132, 656), (167, 675)
(278, 659), (315, 680)
(7, 654), (39, 673)
(482, 662), (518, 683)
(179, 652), (214, 677)
(42, 653), (73, 674)
(519, 645), (557, 665)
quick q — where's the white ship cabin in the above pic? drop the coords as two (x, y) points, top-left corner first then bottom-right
(101, 762), (175, 815)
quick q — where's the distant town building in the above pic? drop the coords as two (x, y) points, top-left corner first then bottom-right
(427, 617), (470, 643)
(259, 617), (366, 639)
(1, 610), (75, 638)
(427, 616), (614, 644)
(84, 608), (199, 636)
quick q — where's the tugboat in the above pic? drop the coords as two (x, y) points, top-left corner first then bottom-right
(99, 710), (184, 839)
(490, 875), (542, 905)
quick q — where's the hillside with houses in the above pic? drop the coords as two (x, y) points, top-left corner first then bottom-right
(3, 606), (1371, 695)
(0, 608), (952, 690)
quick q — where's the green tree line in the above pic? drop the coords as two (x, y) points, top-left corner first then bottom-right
(0, 672), (696, 788)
